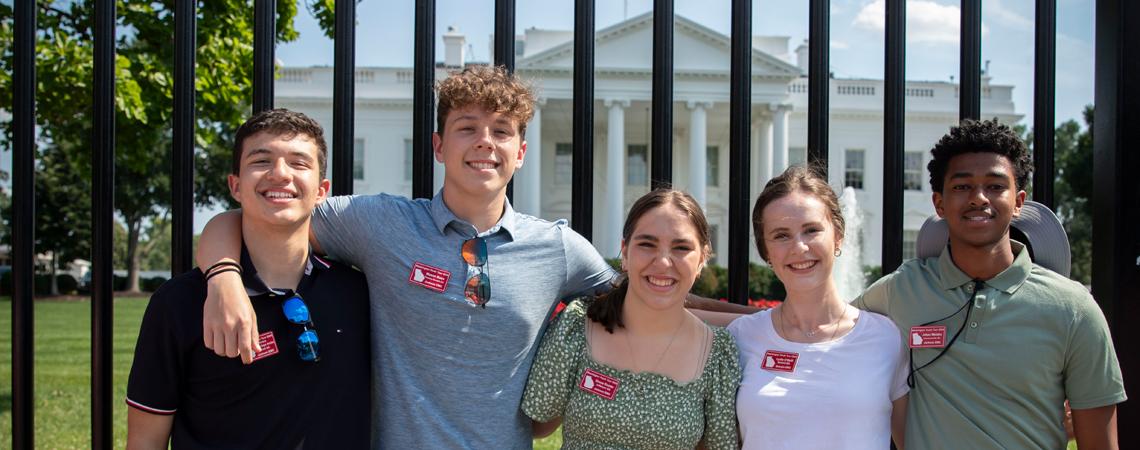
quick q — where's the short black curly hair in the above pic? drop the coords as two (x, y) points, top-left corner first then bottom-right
(927, 118), (1032, 193)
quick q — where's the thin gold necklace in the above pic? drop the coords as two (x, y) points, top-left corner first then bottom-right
(777, 303), (849, 342)
(624, 313), (687, 372)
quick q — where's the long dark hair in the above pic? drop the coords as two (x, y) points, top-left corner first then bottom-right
(586, 188), (711, 333)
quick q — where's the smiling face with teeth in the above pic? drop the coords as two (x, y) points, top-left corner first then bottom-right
(620, 203), (709, 312)
(433, 106), (526, 206)
(760, 191), (843, 295)
(228, 131), (330, 230)
(933, 152), (1026, 254)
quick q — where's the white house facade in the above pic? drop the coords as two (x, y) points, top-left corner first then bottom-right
(275, 13), (1021, 268)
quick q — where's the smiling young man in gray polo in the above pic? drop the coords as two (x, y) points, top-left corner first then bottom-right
(855, 119), (1125, 449)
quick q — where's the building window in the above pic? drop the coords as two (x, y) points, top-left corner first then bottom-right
(844, 149), (865, 189)
(789, 147), (807, 167)
(903, 229), (919, 260)
(627, 144), (648, 186)
(706, 146), (720, 187)
(904, 151), (923, 191)
(403, 139), (412, 182)
(555, 143), (573, 185)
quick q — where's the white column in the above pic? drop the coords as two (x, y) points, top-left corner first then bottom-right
(687, 101), (711, 208)
(770, 103), (790, 174)
(517, 99), (544, 216)
(758, 116), (773, 184)
(604, 99), (630, 258)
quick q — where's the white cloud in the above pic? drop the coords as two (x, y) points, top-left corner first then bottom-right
(831, 40), (850, 49)
(852, 0), (989, 45)
(987, 0), (1034, 32)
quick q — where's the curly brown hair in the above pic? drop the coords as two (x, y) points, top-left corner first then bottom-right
(751, 164), (845, 262)
(927, 118), (1032, 193)
(232, 108), (327, 177)
(436, 65), (536, 138)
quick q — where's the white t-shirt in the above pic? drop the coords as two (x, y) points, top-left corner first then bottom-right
(728, 308), (909, 450)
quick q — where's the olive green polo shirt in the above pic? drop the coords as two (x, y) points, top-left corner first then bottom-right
(854, 241), (1126, 450)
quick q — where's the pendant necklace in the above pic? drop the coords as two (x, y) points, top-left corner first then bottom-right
(625, 314), (687, 372)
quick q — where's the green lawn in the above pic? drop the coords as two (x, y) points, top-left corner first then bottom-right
(0, 296), (148, 449)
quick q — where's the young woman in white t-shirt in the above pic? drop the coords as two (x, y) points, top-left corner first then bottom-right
(727, 165), (909, 450)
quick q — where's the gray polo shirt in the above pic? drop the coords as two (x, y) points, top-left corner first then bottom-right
(312, 192), (616, 449)
(854, 241), (1126, 450)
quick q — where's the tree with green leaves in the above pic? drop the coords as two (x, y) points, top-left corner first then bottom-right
(0, 1), (334, 292)
(1052, 106), (1094, 285)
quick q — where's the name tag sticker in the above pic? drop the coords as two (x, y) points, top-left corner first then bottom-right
(909, 325), (948, 348)
(408, 262), (451, 293)
(578, 368), (620, 400)
(761, 350), (799, 373)
(251, 331), (279, 362)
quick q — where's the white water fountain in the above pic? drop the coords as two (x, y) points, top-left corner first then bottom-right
(833, 187), (866, 302)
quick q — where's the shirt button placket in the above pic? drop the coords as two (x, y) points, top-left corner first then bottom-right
(964, 289), (987, 343)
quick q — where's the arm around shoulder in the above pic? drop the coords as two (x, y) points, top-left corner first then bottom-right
(196, 209), (260, 363)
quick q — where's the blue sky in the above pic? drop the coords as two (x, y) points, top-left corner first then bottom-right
(277, 0), (1096, 128)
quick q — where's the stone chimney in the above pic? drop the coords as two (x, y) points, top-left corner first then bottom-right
(795, 40), (808, 74)
(443, 25), (466, 67)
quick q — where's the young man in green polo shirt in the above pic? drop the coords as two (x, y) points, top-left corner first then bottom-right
(855, 119), (1125, 449)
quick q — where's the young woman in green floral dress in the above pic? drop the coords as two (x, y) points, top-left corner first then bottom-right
(522, 189), (741, 450)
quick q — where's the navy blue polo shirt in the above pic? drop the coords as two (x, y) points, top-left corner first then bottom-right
(126, 245), (371, 449)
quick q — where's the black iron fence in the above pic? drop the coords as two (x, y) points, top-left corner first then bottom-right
(8, 0), (1139, 448)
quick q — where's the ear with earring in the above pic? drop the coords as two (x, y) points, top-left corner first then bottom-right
(834, 247), (842, 257)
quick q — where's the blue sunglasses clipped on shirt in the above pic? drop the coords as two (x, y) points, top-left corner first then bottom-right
(282, 295), (320, 362)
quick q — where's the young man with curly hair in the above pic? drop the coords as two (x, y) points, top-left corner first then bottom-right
(195, 67), (749, 448)
(855, 119), (1125, 449)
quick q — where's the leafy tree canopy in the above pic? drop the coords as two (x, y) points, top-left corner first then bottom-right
(0, 0), (334, 291)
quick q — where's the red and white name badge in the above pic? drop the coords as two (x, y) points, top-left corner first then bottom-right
(760, 350), (799, 373)
(408, 262), (451, 293)
(250, 331), (279, 362)
(578, 368), (620, 400)
(909, 325), (948, 348)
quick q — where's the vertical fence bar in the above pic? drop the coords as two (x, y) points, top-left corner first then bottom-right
(495, 0), (516, 200)
(1093, 0), (1139, 437)
(572, 0), (595, 239)
(413, 0), (436, 199)
(332, 0), (356, 196)
(807, 0), (829, 170)
(1032, 0), (1056, 209)
(727, 0), (751, 305)
(253, 0), (275, 113)
(494, 0), (516, 72)
(882, 0), (905, 273)
(650, 0), (673, 188)
(12, 0), (36, 447)
(960, 0), (981, 121)
(92, 1), (116, 448)
(172, 0), (196, 276)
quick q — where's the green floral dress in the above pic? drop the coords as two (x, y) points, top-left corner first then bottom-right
(522, 300), (741, 450)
